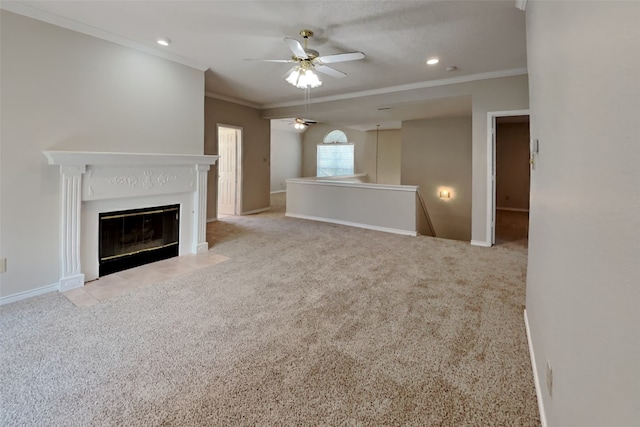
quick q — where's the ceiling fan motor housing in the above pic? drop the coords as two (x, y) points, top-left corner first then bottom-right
(298, 29), (319, 59)
(304, 49), (319, 59)
(299, 29), (314, 38)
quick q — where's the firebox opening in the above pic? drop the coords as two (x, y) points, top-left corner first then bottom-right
(99, 204), (179, 276)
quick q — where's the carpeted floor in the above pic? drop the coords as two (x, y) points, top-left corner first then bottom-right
(0, 193), (540, 426)
(495, 209), (530, 246)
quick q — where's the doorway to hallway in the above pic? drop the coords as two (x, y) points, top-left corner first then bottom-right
(488, 112), (531, 246)
(217, 125), (242, 216)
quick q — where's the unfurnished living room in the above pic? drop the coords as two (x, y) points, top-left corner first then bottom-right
(0, 1), (638, 426)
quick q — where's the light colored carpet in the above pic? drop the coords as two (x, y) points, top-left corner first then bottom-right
(0, 193), (540, 426)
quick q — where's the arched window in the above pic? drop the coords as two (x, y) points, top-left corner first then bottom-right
(317, 130), (354, 177)
(323, 130), (348, 144)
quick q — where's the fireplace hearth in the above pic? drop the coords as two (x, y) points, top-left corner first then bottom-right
(99, 204), (179, 276)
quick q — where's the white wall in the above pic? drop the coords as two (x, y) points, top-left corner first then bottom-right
(286, 179), (417, 235)
(0, 11), (204, 299)
(270, 128), (302, 192)
(525, 2), (640, 426)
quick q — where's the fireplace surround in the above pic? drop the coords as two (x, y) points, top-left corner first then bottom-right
(43, 151), (219, 291)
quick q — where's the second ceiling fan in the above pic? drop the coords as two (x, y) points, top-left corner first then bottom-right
(292, 117), (317, 129)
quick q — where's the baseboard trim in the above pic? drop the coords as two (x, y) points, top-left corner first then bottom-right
(0, 283), (59, 306)
(470, 239), (492, 247)
(206, 217), (217, 223)
(241, 207), (271, 215)
(524, 309), (548, 427)
(497, 207), (529, 213)
(270, 190), (286, 194)
(59, 274), (85, 292)
(286, 212), (418, 236)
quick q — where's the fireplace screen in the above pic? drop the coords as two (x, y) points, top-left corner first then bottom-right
(99, 204), (179, 276)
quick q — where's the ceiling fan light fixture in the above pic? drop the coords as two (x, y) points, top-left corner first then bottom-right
(294, 122), (306, 130)
(302, 69), (322, 88)
(285, 63), (322, 89)
(285, 69), (301, 86)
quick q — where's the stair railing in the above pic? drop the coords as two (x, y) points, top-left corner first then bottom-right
(416, 190), (436, 238)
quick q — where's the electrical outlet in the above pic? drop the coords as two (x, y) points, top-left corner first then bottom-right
(0, 258), (6, 273)
(546, 360), (553, 397)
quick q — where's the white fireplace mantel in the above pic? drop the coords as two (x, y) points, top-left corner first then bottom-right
(43, 151), (219, 167)
(43, 151), (219, 291)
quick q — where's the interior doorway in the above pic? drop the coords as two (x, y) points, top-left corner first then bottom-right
(217, 125), (242, 216)
(487, 110), (530, 246)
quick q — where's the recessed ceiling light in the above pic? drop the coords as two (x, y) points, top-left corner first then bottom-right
(156, 38), (171, 47)
(426, 58), (439, 65)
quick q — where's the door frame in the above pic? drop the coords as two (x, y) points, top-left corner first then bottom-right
(216, 124), (243, 216)
(486, 109), (530, 246)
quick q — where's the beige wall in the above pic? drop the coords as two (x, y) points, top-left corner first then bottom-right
(525, 1), (640, 426)
(401, 117), (472, 241)
(301, 125), (369, 178)
(0, 11), (204, 299)
(364, 129), (402, 185)
(496, 122), (530, 210)
(270, 128), (302, 192)
(204, 97), (270, 218)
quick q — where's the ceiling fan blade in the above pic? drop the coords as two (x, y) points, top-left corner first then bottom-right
(315, 64), (347, 78)
(284, 37), (308, 59)
(244, 58), (296, 63)
(295, 118), (317, 125)
(315, 52), (365, 64)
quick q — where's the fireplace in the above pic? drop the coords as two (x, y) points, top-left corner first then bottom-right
(99, 204), (179, 276)
(43, 151), (218, 291)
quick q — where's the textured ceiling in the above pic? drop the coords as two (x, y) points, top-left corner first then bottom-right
(4, 0), (527, 128)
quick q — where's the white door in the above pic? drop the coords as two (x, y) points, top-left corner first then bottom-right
(217, 127), (237, 215)
(491, 116), (497, 245)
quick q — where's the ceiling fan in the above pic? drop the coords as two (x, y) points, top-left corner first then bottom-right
(280, 117), (317, 130)
(253, 29), (365, 89)
(292, 117), (317, 129)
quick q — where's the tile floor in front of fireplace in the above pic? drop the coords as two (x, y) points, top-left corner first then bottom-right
(62, 252), (229, 308)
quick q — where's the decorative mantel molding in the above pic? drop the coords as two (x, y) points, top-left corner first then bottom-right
(43, 151), (219, 167)
(43, 151), (219, 291)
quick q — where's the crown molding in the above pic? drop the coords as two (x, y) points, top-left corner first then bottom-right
(261, 68), (528, 109)
(1, 1), (210, 71)
(204, 92), (262, 109)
